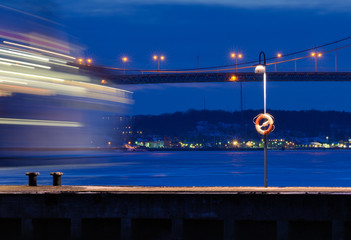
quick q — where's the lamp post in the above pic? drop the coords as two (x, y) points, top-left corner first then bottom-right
(311, 52), (322, 72)
(275, 53), (281, 72)
(121, 57), (128, 74)
(153, 55), (165, 72)
(230, 53), (242, 72)
(335, 43), (338, 72)
(254, 51), (274, 188)
(231, 53), (243, 111)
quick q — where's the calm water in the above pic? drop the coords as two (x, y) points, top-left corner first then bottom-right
(0, 150), (351, 187)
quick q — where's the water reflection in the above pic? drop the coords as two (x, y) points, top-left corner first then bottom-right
(0, 150), (350, 187)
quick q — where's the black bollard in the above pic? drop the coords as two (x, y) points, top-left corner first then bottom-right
(50, 172), (64, 186)
(25, 172), (40, 186)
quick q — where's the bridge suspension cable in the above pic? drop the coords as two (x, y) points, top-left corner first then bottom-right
(100, 35), (351, 73)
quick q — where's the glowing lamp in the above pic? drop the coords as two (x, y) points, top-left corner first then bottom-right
(255, 65), (266, 74)
(230, 75), (237, 81)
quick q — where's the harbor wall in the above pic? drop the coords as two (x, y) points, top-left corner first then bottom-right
(0, 192), (350, 240)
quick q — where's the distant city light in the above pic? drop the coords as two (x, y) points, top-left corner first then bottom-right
(122, 57), (128, 62)
(318, 53), (322, 57)
(311, 52), (316, 57)
(153, 55), (158, 60)
(87, 58), (92, 64)
(238, 54), (243, 58)
(160, 56), (165, 61)
(277, 53), (282, 58)
(78, 58), (83, 64)
(231, 53), (235, 58)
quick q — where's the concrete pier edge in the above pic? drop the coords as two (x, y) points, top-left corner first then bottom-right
(1, 186), (351, 240)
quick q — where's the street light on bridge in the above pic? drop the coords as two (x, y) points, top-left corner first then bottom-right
(231, 52), (243, 112)
(121, 57), (128, 74)
(275, 53), (281, 72)
(153, 55), (165, 71)
(230, 52), (243, 72)
(311, 52), (322, 72)
(230, 75), (237, 81)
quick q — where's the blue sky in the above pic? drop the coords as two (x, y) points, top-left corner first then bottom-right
(3, 0), (351, 115)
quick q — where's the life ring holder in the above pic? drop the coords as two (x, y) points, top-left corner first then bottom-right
(253, 113), (275, 135)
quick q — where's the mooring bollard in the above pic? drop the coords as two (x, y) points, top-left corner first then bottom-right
(25, 172), (40, 186)
(50, 172), (64, 186)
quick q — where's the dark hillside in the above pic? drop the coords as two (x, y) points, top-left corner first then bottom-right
(133, 109), (351, 140)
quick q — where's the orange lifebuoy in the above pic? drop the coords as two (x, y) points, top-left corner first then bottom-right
(254, 113), (274, 135)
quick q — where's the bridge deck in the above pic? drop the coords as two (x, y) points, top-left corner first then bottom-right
(106, 72), (351, 84)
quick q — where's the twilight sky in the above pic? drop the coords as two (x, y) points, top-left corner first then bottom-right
(3, 0), (351, 115)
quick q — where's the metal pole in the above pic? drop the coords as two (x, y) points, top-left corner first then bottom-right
(294, 54), (297, 72)
(236, 58), (238, 72)
(264, 72), (266, 114)
(335, 50), (338, 72)
(240, 82), (243, 112)
(158, 60), (160, 72)
(263, 72), (267, 187)
(264, 134), (267, 187)
(315, 56), (317, 72)
(275, 59), (276, 72)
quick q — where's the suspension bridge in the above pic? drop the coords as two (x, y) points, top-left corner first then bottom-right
(79, 36), (351, 85)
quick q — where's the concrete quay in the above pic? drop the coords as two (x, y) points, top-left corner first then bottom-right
(1, 186), (351, 240)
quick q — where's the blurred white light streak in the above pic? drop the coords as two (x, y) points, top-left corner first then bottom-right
(15, 65), (35, 69)
(0, 57), (51, 69)
(49, 59), (67, 64)
(0, 70), (65, 82)
(0, 61), (35, 69)
(0, 79), (27, 85)
(48, 61), (79, 69)
(0, 118), (83, 127)
(0, 49), (49, 61)
(77, 81), (134, 93)
(3, 41), (76, 60)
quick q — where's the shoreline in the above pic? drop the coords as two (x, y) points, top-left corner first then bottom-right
(0, 147), (346, 153)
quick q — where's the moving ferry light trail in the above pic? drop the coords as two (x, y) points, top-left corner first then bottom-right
(0, 8), (133, 149)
